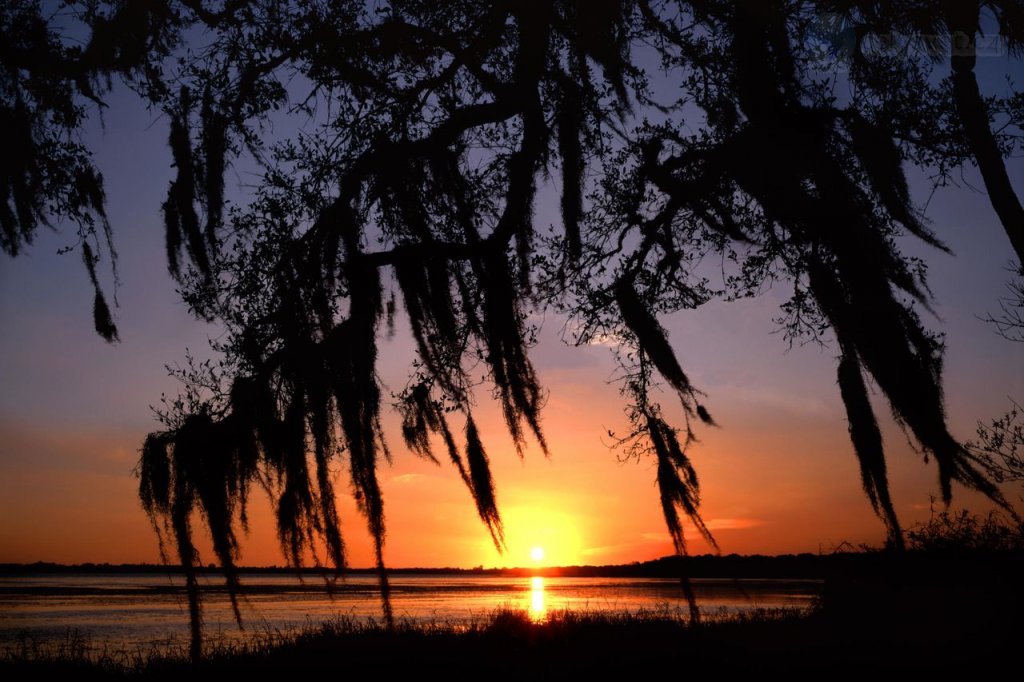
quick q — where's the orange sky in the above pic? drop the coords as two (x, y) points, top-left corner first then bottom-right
(0, 86), (1021, 569)
(0, 279), (1017, 568)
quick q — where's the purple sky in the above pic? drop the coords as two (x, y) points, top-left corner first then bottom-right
(0, 47), (1021, 567)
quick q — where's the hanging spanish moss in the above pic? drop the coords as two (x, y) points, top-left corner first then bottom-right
(942, 0), (1024, 262)
(330, 249), (393, 626)
(476, 251), (549, 456)
(842, 112), (947, 252)
(647, 412), (715, 555)
(396, 259), (467, 401)
(615, 277), (710, 422)
(646, 408), (715, 624)
(164, 86), (215, 280)
(556, 75), (585, 261)
(82, 242), (119, 342)
(200, 84), (226, 245)
(836, 352), (903, 549)
(398, 380), (507, 545)
(465, 415), (506, 550)
(78, 0), (1020, 659)
(139, 416), (250, 663)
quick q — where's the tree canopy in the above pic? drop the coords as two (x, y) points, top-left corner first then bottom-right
(4, 0), (1023, 659)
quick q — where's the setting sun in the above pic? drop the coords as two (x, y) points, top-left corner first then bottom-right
(481, 503), (586, 567)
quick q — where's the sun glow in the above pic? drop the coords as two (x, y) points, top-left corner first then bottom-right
(483, 503), (585, 567)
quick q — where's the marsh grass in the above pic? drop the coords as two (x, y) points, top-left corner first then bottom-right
(2, 579), (1016, 679)
(1, 606), (808, 677)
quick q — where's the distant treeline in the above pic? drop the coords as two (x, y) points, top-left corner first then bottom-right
(3, 551), (1020, 580)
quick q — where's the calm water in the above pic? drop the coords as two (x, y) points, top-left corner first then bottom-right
(0, 573), (820, 655)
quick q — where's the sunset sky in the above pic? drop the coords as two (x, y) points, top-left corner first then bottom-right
(1, 58), (1022, 570)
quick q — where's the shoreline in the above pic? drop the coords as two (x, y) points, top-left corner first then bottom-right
(4, 549), (1020, 578)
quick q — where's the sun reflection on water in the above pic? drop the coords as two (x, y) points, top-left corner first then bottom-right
(529, 576), (546, 622)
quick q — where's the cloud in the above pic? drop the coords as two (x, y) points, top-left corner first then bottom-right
(581, 541), (650, 557)
(390, 473), (425, 485)
(719, 385), (840, 418)
(702, 517), (764, 531)
(641, 517), (764, 541)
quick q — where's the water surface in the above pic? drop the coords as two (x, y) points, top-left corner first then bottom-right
(0, 573), (820, 654)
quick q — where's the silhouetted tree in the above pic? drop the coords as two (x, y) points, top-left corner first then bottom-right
(968, 399), (1024, 487)
(905, 506), (1024, 551)
(0, 0), (127, 340)
(971, 267), (1024, 488)
(4, 1), (1023, 659)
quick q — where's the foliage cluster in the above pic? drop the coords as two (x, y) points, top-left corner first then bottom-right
(904, 507), (1024, 552)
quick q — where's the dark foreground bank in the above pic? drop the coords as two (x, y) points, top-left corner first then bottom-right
(4, 548), (1022, 678)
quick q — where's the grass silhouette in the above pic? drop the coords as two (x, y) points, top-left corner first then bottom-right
(3, 583), (1018, 679)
